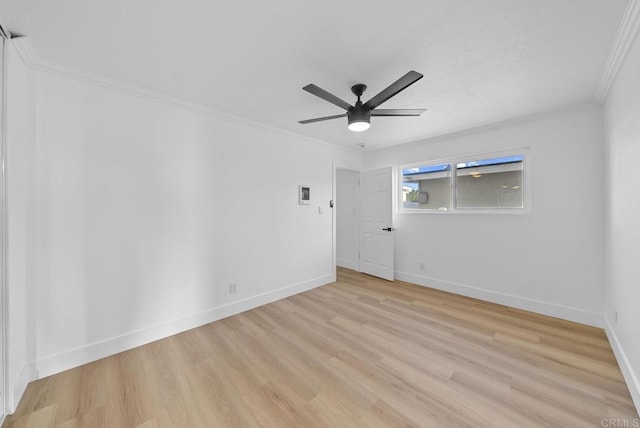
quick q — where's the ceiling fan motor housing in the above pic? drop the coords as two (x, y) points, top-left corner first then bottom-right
(348, 106), (371, 125)
(349, 83), (370, 127)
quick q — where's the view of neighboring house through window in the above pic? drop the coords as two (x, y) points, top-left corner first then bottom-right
(456, 155), (523, 209)
(401, 153), (525, 212)
(402, 163), (451, 210)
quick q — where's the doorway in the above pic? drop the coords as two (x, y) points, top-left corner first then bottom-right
(335, 166), (396, 282)
(335, 168), (359, 271)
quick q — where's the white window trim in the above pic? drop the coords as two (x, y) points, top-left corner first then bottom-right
(398, 147), (531, 215)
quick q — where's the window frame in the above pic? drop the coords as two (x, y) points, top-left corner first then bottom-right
(398, 148), (531, 214)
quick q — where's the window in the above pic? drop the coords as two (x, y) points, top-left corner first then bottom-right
(400, 152), (526, 212)
(402, 163), (451, 211)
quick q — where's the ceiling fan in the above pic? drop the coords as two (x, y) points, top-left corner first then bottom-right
(298, 70), (426, 132)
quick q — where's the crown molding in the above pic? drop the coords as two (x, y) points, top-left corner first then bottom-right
(0, 13), (11, 39)
(595, 0), (640, 103)
(366, 101), (600, 154)
(8, 37), (37, 67)
(11, 38), (357, 154)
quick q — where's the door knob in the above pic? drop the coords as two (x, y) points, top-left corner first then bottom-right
(382, 227), (394, 231)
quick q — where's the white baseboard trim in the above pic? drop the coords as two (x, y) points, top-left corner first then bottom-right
(7, 363), (30, 414)
(34, 274), (333, 379)
(337, 258), (358, 270)
(604, 316), (640, 413)
(395, 271), (604, 328)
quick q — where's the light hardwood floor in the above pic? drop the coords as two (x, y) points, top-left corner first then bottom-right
(3, 268), (638, 427)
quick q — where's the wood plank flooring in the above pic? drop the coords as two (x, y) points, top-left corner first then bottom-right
(4, 268), (638, 427)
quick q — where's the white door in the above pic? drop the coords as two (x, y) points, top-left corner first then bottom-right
(359, 167), (394, 281)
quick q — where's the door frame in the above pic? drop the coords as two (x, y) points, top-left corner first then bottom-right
(333, 164), (397, 279)
(0, 24), (10, 421)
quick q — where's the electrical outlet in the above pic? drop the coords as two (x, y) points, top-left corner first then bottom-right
(419, 262), (426, 271)
(229, 282), (238, 294)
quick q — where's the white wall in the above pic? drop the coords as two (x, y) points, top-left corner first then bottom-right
(363, 107), (605, 326)
(32, 67), (360, 378)
(5, 38), (36, 412)
(336, 169), (359, 270)
(603, 24), (640, 410)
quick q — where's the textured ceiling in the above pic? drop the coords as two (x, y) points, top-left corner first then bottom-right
(0, 0), (628, 150)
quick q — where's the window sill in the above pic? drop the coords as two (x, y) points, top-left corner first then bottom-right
(399, 208), (531, 215)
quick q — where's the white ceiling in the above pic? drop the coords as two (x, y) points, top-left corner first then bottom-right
(0, 0), (628, 150)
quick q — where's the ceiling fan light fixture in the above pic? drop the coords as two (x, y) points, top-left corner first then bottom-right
(348, 120), (370, 132)
(348, 108), (371, 132)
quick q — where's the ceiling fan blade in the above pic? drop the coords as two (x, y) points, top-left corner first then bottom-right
(302, 84), (353, 111)
(298, 113), (347, 124)
(363, 71), (424, 110)
(371, 109), (426, 116)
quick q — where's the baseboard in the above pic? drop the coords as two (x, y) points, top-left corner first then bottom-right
(34, 274), (333, 379)
(604, 316), (640, 413)
(337, 258), (358, 270)
(7, 363), (30, 414)
(395, 271), (604, 328)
